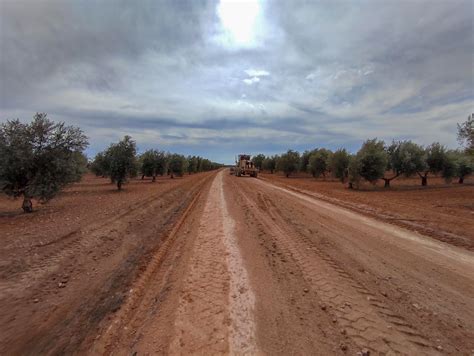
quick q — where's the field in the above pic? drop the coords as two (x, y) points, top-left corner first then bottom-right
(1, 170), (473, 354)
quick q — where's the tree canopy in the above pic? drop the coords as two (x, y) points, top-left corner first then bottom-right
(330, 148), (350, 183)
(308, 149), (332, 178)
(457, 114), (473, 155)
(140, 149), (167, 181)
(355, 139), (388, 183)
(0, 113), (88, 212)
(105, 136), (137, 190)
(168, 154), (188, 178)
(263, 155), (277, 173)
(276, 150), (300, 177)
(252, 154), (265, 170)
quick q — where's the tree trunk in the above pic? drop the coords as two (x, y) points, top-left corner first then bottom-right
(348, 182), (353, 189)
(384, 178), (390, 188)
(459, 176), (464, 184)
(421, 175), (427, 186)
(22, 196), (33, 213)
(152, 175), (156, 182)
(171, 173), (174, 179)
(270, 169), (274, 174)
(141, 174), (145, 180)
(117, 180), (122, 190)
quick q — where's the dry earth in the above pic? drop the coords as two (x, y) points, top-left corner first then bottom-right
(1, 170), (473, 355)
(261, 173), (474, 250)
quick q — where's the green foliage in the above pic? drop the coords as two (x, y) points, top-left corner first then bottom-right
(140, 149), (167, 180)
(184, 155), (221, 174)
(425, 142), (448, 175)
(90, 152), (110, 177)
(330, 148), (350, 182)
(105, 136), (137, 190)
(0, 113), (88, 212)
(199, 158), (212, 172)
(276, 150), (300, 177)
(308, 149), (332, 178)
(387, 141), (426, 177)
(347, 155), (361, 189)
(168, 153), (188, 178)
(457, 114), (474, 155)
(355, 139), (388, 183)
(447, 150), (473, 183)
(187, 156), (199, 174)
(262, 155), (277, 173)
(456, 155), (473, 178)
(441, 150), (457, 181)
(299, 150), (313, 172)
(252, 154), (265, 170)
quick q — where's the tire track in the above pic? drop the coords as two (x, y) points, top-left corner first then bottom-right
(1, 174), (215, 354)
(169, 171), (257, 355)
(0, 175), (210, 297)
(232, 178), (438, 355)
(95, 178), (206, 354)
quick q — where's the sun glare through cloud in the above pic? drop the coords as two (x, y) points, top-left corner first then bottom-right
(217, 0), (261, 47)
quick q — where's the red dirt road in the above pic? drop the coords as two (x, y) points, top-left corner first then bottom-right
(0, 172), (215, 354)
(95, 170), (474, 355)
(1, 170), (473, 354)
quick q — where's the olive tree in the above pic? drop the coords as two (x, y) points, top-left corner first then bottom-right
(0, 113), (88, 212)
(299, 150), (313, 172)
(441, 150), (458, 183)
(347, 155), (361, 189)
(276, 150), (300, 177)
(415, 142), (451, 186)
(388, 141), (427, 186)
(330, 148), (350, 183)
(308, 149), (332, 178)
(105, 136), (137, 190)
(383, 141), (427, 187)
(187, 156), (199, 174)
(140, 149), (167, 181)
(263, 155), (277, 173)
(168, 154), (188, 178)
(447, 150), (473, 184)
(355, 139), (388, 184)
(199, 158), (212, 172)
(457, 114), (473, 155)
(252, 154), (266, 170)
(90, 152), (110, 177)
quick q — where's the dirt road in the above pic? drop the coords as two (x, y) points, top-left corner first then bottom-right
(0, 172), (215, 354)
(95, 170), (474, 355)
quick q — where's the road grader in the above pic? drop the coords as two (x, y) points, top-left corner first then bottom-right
(233, 154), (258, 177)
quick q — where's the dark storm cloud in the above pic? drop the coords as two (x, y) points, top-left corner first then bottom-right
(1, 0), (473, 163)
(0, 0), (217, 103)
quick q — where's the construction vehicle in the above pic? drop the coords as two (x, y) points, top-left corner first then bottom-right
(234, 154), (258, 177)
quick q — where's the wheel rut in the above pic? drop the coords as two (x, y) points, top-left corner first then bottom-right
(234, 180), (438, 355)
(170, 171), (257, 355)
(0, 175), (210, 297)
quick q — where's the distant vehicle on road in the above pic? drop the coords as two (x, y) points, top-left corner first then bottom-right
(234, 154), (258, 177)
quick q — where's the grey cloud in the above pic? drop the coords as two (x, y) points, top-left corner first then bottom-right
(1, 0), (473, 164)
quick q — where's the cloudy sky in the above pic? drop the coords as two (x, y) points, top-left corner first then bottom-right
(1, 0), (472, 163)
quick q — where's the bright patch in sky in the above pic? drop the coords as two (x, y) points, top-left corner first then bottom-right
(243, 77), (260, 85)
(217, 0), (261, 47)
(245, 69), (269, 77)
